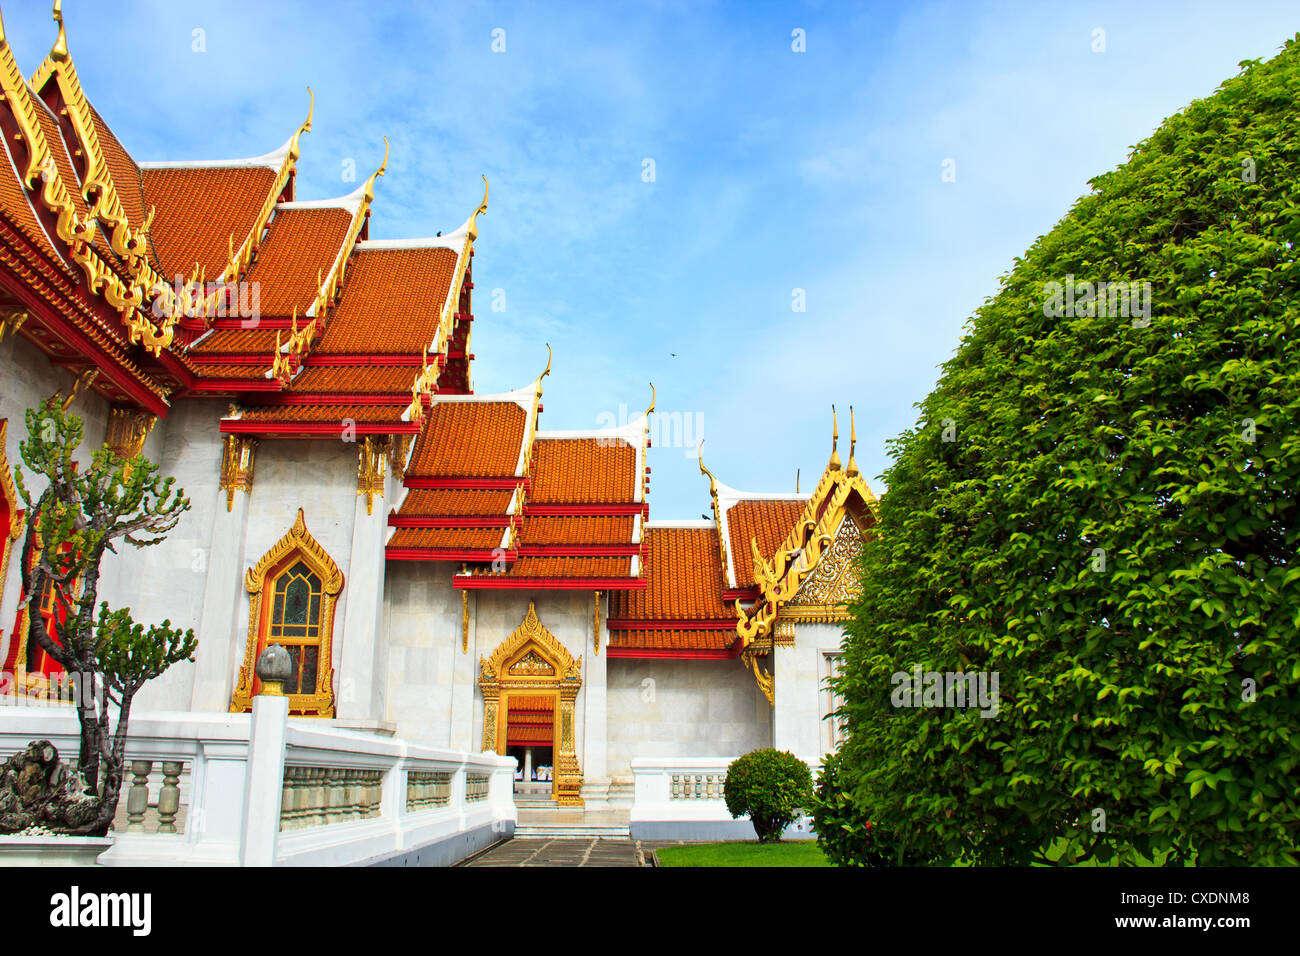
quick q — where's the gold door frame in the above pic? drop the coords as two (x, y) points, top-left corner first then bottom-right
(479, 602), (583, 806)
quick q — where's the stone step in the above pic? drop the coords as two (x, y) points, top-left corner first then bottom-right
(513, 826), (632, 838)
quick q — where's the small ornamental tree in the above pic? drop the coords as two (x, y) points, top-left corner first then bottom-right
(830, 38), (1300, 866)
(723, 749), (812, 843)
(9, 398), (195, 836)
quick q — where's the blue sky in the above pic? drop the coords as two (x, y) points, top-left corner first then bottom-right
(7, 1), (1297, 516)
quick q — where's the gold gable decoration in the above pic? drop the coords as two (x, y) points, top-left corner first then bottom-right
(778, 516), (866, 626)
(731, 409), (876, 700)
(479, 601), (582, 683)
(230, 509), (344, 717)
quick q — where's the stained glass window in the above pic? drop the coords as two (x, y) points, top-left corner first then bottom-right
(268, 560), (323, 696)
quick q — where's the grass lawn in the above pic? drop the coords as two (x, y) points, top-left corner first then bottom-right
(654, 841), (832, 867)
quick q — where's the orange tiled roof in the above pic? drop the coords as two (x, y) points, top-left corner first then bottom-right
(243, 207), (352, 317)
(87, 105), (150, 235)
(189, 363), (267, 379)
(291, 366), (422, 393)
(396, 489), (515, 517)
(506, 556), (631, 578)
(235, 404), (406, 424)
(518, 516), (635, 546)
(141, 165), (278, 278)
(387, 527), (505, 550)
(610, 526), (732, 621)
(314, 248), (459, 355)
(530, 439), (638, 504)
(407, 401), (527, 478)
(726, 498), (807, 588)
(607, 629), (734, 651)
(188, 328), (280, 355)
(0, 135), (69, 274)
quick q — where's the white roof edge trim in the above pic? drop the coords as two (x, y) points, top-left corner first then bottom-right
(138, 131), (294, 171)
(357, 235), (462, 252)
(644, 519), (716, 529)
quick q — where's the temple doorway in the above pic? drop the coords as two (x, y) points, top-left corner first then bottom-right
(479, 602), (584, 805)
(506, 694), (555, 797)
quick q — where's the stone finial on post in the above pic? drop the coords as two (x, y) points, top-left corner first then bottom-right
(240, 646), (292, 866)
(255, 644), (292, 696)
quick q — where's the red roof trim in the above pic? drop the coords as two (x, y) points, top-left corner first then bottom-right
(219, 420), (420, 436)
(605, 646), (740, 660)
(387, 548), (516, 563)
(454, 577), (648, 591)
(404, 477), (526, 490)
(523, 503), (649, 517)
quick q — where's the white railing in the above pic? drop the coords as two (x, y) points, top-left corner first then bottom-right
(630, 757), (737, 824)
(629, 756), (819, 840)
(0, 699), (516, 866)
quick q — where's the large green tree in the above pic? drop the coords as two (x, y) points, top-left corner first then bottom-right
(829, 38), (1300, 866)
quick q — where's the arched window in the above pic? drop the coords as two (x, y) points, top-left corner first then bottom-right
(230, 509), (343, 717)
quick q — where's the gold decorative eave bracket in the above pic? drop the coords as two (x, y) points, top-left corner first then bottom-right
(697, 441), (729, 575)
(430, 176), (487, 359)
(0, 11), (177, 355)
(732, 466), (872, 653)
(521, 344), (551, 474)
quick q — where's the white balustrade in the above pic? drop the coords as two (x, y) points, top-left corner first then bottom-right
(0, 702), (516, 866)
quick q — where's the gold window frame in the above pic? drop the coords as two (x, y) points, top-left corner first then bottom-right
(230, 509), (343, 717)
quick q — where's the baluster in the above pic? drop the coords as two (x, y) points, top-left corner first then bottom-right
(127, 760), (152, 831)
(157, 761), (182, 833)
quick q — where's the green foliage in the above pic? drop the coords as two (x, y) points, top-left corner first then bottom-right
(831, 38), (1300, 866)
(10, 398), (192, 834)
(811, 751), (929, 866)
(723, 749), (812, 842)
(93, 604), (196, 693)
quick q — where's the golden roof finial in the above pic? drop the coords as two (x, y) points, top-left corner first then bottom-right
(796, 468), (800, 494)
(538, 343), (552, 383)
(466, 175), (489, 242)
(847, 405), (859, 477)
(51, 1), (68, 62)
(287, 87), (313, 163)
(291, 305), (298, 335)
(646, 382), (656, 417)
(697, 440), (718, 496)
(362, 136), (388, 204)
(829, 405), (842, 471)
(227, 233), (234, 263)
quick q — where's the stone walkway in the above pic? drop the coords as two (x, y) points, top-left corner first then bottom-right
(461, 837), (648, 867)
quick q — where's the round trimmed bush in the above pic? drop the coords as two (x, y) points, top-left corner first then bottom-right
(723, 749), (812, 843)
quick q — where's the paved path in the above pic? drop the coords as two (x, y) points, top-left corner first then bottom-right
(462, 837), (647, 867)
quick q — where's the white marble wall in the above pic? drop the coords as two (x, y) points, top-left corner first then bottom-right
(382, 575), (603, 770)
(97, 400), (229, 711)
(235, 439), (360, 711)
(773, 621), (847, 766)
(605, 658), (771, 784)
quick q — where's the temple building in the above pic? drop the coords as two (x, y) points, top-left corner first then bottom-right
(0, 6), (874, 810)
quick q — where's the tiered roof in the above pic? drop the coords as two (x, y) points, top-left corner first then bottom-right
(0, 7), (879, 691)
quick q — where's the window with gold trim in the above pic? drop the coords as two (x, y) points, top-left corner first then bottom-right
(230, 510), (343, 717)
